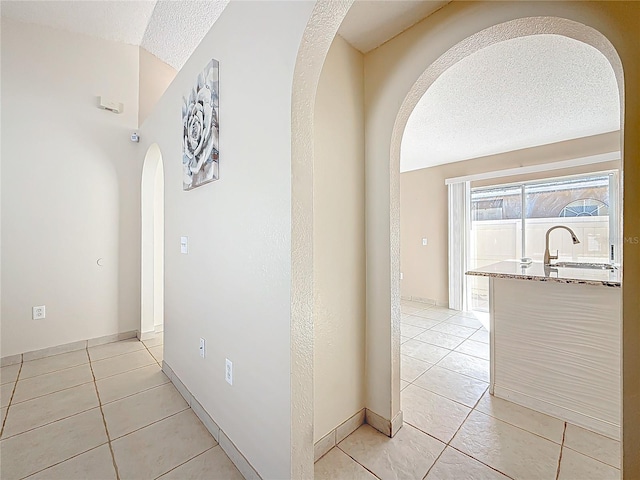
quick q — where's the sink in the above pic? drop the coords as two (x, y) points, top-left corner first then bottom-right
(551, 262), (616, 270)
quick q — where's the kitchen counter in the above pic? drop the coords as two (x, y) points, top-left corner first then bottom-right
(466, 260), (621, 287)
(465, 261), (621, 439)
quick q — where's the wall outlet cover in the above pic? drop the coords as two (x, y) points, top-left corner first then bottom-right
(32, 305), (46, 320)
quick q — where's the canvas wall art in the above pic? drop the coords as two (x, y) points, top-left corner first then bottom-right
(182, 59), (219, 190)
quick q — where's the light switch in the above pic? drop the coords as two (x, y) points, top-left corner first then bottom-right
(180, 236), (189, 254)
(422, 238), (428, 246)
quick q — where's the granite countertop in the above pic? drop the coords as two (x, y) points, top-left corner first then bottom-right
(466, 260), (621, 287)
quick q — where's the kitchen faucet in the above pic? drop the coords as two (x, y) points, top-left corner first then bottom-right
(544, 226), (581, 265)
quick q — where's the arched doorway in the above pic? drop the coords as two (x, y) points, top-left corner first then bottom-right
(292, 3), (636, 478)
(140, 143), (164, 339)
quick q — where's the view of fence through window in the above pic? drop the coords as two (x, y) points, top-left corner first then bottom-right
(468, 173), (613, 312)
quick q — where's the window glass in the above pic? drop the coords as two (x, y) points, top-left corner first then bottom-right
(468, 173), (613, 312)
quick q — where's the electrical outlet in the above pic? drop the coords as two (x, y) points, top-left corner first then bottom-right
(225, 358), (233, 385)
(32, 305), (46, 320)
(400, 272), (404, 280)
(180, 236), (189, 254)
(199, 338), (206, 358)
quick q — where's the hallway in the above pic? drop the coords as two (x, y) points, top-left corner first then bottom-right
(0, 333), (242, 479)
(314, 300), (620, 480)
(0, 308), (622, 479)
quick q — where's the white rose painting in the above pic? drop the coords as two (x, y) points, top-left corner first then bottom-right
(182, 59), (219, 190)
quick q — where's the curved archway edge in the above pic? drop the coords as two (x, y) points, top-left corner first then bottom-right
(141, 143), (164, 340)
(292, 2), (638, 478)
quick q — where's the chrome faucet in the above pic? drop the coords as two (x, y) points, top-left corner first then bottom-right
(544, 226), (581, 265)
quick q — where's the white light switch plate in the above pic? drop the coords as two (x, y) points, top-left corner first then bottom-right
(180, 236), (189, 254)
(225, 359), (233, 385)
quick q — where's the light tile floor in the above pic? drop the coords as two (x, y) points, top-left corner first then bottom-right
(316, 300), (621, 480)
(0, 333), (243, 480)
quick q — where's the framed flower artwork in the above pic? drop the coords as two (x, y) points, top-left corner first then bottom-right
(182, 59), (219, 190)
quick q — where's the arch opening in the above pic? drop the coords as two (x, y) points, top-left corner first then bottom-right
(141, 143), (164, 340)
(292, 4), (632, 477)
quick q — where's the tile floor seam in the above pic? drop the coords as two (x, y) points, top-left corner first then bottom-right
(442, 387), (517, 480)
(18, 360), (90, 381)
(335, 443), (383, 479)
(409, 378), (488, 409)
(89, 346), (149, 364)
(0, 405), (102, 441)
(434, 352), (489, 380)
(98, 378), (172, 407)
(0, 360), (23, 438)
(18, 442), (111, 480)
(10, 378), (97, 406)
(560, 445), (621, 470)
(447, 445), (517, 480)
(410, 384), (515, 480)
(469, 405), (566, 446)
(140, 340), (162, 367)
(421, 443), (448, 480)
(555, 422), (568, 480)
(418, 354), (489, 384)
(87, 347), (121, 480)
(151, 446), (217, 480)
(107, 406), (191, 442)
(440, 386), (514, 480)
(91, 362), (158, 381)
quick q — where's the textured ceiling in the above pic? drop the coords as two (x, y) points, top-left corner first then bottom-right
(338, 0), (450, 53)
(401, 34), (620, 173)
(0, 1), (156, 44)
(0, 0), (229, 70)
(141, 1), (228, 70)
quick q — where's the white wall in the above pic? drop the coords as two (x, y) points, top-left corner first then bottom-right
(1, 19), (141, 356)
(138, 2), (314, 478)
(139, 48), (176, 127)
(362, 2), (640, 475)
(313, 34), (365, 442)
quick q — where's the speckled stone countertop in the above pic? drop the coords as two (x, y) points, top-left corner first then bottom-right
(466, 261), (621, 287)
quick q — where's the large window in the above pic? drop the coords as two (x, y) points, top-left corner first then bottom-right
(468, 172), (618, 312)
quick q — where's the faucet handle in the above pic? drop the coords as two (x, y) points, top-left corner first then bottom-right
(550, 250), (559, 260)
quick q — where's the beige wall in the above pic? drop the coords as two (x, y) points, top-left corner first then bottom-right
(361, 3), (639, 476)
(1, 19), (141, 356)
(400, 132), (621, 305)
(138, 2), (314, 478)
(313, 34), (366, 442)
(138, 48), (176, 127)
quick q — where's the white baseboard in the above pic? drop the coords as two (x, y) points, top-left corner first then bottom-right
(365, 408), (403, 438)
(494, 385), (620, 440)
(0, 330), (138, 365)
(162, 360), (262, 480)
(314, 408), (365, 462)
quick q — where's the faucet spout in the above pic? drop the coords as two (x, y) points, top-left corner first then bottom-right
(544, 225), (581, 265)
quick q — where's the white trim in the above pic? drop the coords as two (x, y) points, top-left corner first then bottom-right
(445, 151), (620, 185)
(448, 182), (470, 310)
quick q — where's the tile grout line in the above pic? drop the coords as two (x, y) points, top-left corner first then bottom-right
(87, 346), (121, 480)
(437, 385), (517, 480)
(103, 407), (191, 446)
(555, 422), (568, 480)
(152, 446), (216, 480)
(140, 339), (162, 367)
(335, 444), (383, 480)
(400, 384), (515, 480)
(0, 358), (24, 438)
(19, 442), (111, 479)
